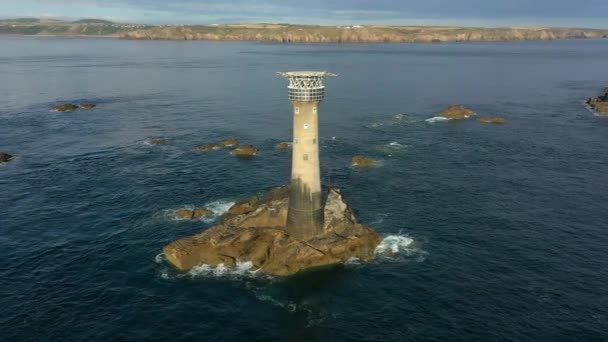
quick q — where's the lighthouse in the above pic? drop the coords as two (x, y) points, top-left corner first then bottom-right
(278, 71), (336, 240)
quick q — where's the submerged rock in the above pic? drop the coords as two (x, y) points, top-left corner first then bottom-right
(587, 89), (608, 113)
(163, 187), (382, 276)
(479, 117), (506, 124)
(52, 103), (79, 112)
(220, 138), (240, 147)
(231, 145), (259, 157)
(195, 143), (223, 151)
(352, 155), (376, 167)
(79, 102), (97, 109)
(439, 105), (475, 119)
(276, 142), (291, 150)
(146, 138), (168, 145)
(176, 208), (213, 220)
(0, 153), (13, 163)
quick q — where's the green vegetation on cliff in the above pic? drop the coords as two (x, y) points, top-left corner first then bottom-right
(0, 18), (150, 36)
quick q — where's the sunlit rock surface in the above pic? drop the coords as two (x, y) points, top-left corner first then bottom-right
(163, 187), (382, 276)
(439, 105), (476, 119)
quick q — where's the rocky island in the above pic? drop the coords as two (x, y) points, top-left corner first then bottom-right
(164, 187), (382, 276)
(587, 88), (608, 113)
(162, 71), (384, 277)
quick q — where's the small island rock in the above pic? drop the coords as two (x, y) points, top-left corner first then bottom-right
(195, 143), (223, 151)
(276, 142), (291, 150)
(163, 187), (382, 277)
(79, 103), (97, 109)
(439, 105), (476, 119)
(479, 117), (506, 124)
(52, 104), (79, 112)
(352, 155), (376, 167)
(220, 138), (240, 147)
(146, 138), (168, 145)
(231, 145), (259, 157)
(176, 208), (213, 220)
(587, 89), (608, 113)
(0, 153), (13, 163)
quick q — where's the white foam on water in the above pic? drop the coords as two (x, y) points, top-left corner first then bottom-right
(425, 116), (450, 123)
(185, 260), (262, 279)
(345, 257), (361, 265)
(375, 235), (414, 254)
(393, 113), (407, 120)
(374, 234), (427, 262)
(162, 199), (235, 222)
(255, 294), (298, 312)
(200, 200), (235, 222)
(155, 253), (166, 264)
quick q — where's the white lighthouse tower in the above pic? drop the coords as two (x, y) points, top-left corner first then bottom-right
(278, 71), (336, 240)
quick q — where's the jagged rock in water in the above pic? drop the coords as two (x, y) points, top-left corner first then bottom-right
(52, 103), (79, 112)
(175, 208), (213, 220)
(146, 138), (168, 145)
(352, 155), (376, 167)
(0, 153), (13, 163)
(587, 89), (608, 113)
(79, 102), (97, 109)
(439, 105), (476, 119)
(220, 138), (240, 147)
(276, 142), (291, 150)
(163, 187), (382, 276)
(479, 117), (506, 124)
(195, 143), (223, 151)
(231, 145), (259, 157)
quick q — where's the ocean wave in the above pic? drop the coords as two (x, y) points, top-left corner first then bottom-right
(425, 116), (450, 123)
(375, 234), (427, 262)
(187, 261), (262, 279)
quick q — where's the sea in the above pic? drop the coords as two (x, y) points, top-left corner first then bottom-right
(1, 36), (608, 341)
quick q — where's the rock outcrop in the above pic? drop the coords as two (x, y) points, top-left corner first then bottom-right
(220, 138), (240, 147)
(52, 104), (79, 112)
(163, 187), (382, 276)
(276, 142), (291, 150)
(0, 153), (13, 163)
(79, 102), (96, 109)
(587, 89), (608, 113)
(352, 155), (376, 167)
(439, 105), (476, 119)
(196, 138), (241, 151)
(176, 208), (213, 220)
(146, 138), (168, 145)
(231, 145), (259, 157)
(479, 117), (506, 124)
(195, 143), (223, 151)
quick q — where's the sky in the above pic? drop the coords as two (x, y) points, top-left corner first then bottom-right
(2, 0), (607, 28)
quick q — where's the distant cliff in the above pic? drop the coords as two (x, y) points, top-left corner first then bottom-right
(120, 24), (608, 43)
(0, 18), (150, 37)
(3, 20), (608, 43)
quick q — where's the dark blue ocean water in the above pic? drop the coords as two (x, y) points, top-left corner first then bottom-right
(1, 36), (608, 341)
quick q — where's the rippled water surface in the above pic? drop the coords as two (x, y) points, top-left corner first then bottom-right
(1, 37), (608, 341)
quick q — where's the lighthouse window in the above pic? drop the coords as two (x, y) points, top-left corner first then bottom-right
(313, 138), (317, 144)
(303, 123), (310, 130)
(313, 107), (317, 114)
(294, 139), (298, 144)
(295, 107), (300, 114)
(303, 154), (309, 161)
